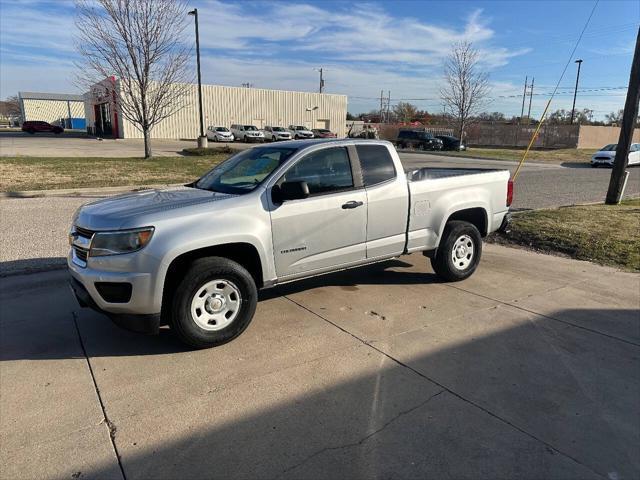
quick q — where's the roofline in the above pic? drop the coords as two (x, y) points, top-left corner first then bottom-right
(19, 92), (85, 102)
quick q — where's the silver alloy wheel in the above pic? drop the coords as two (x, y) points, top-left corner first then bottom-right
(190, 279), (242, 331)
(451, 234), (474, 270)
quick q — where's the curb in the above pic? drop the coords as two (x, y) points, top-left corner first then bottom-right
(0, 183), (184, 199)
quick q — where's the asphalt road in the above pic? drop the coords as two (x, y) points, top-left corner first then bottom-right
(2, 245), (639, 479)
(400, 151), (640, 211)
(0, 152), (638, 276)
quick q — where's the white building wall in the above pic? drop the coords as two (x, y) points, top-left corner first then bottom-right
(118, 84), (347, 139)
(21, 99), (84, 124)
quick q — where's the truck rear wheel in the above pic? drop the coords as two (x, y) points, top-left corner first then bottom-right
(431, 221), (482, 281)
(170, 257), (258, 348)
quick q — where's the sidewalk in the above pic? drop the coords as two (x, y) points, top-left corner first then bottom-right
(1, 245), (638, 479)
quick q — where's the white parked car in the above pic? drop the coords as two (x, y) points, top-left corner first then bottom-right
(263, 126), (292, 142)
(591, 143), (640, 167)
(230, 124), (265, 143)
(206, 126), (234, 142)
(287, 125), (314, 140)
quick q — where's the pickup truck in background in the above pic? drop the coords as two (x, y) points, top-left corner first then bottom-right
(69, 139), (512, 348)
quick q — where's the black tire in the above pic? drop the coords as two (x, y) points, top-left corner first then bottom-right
(431, 220), (482, 282)
(27, 129), (35, 134)
(591, 163), (597, 168)
(170, 257), (258, 348)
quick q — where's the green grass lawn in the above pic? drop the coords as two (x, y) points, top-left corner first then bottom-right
(491, 198), (640, 271)
(434, 147), (597, 164)
(0, 155), (228, 191)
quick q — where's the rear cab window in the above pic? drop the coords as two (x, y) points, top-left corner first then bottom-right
(356, 144), (397, 186)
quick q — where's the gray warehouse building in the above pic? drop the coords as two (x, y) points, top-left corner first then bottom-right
(84, 78), (348, 139)
(19, 92), (86, 129)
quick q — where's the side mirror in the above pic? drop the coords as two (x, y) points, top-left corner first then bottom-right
(274, 181), (309, 203)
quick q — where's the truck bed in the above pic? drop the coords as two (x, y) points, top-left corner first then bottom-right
(404, 167), (511, 253)
(407, 167), (502, 182)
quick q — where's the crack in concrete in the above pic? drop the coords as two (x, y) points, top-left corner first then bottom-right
(72, 311), (127, 480)
(283, 296), (608, 480)
(273, 389), (446, 479)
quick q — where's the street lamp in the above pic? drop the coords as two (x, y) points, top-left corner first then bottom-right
(188, 8), (207, 148)
(570, 59), (583, 124)
(306, 106), (318, 129)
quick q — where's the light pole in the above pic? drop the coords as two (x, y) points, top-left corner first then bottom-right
(306, 106), (318, 129)
(188, 8), (207, 148)
(570, 59), (583, 124)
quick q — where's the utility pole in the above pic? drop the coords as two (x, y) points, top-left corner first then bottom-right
(386, 91), (391, 123)
(380, 90), (384, 123)
(527, 77), (535, 124)
(316, 68), (324, 94)
(570, 59), (583, 124)
(606, 28), (640, 204)
(520, 76), (528, 121)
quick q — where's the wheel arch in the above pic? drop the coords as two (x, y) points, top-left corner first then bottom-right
(161, 242), (264, 320)
(444, 207), (488, 237)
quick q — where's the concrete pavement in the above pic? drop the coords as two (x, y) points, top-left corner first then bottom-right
(1, 245), (638, 479)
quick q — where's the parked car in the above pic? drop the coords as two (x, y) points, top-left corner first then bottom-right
(263, 126), (292, 142)
(435, 135), (466, 151)
(591, 143), (640, 167)
(288, 125), (314, 139)
(206, 126), (234, 142)
(396, 130), (442, 150)
(68, 139), (512, 348)
(21, 121), (63, 134)
(230, 124), (265, 143)
(311, 128), (337, 138)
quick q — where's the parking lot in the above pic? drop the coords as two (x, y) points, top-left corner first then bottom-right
(2, 242), (639, 480)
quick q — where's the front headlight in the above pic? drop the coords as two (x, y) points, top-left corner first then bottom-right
(90, 227), (154, 257)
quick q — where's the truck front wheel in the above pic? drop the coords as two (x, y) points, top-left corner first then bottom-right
(170, 257), (258, 348)
(431, 221), (482, 281)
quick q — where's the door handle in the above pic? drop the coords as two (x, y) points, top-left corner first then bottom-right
(342, 200), (364, 209)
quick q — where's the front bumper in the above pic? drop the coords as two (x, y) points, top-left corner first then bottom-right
(69, 276), (160, 334)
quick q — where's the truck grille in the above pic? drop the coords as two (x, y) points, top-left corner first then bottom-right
(73, 226), (94, 265)
(74, 247), (88, 262)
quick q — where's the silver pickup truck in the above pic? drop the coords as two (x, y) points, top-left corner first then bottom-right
(69, 139), (512, 348)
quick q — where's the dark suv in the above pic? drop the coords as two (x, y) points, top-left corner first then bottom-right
(22, 121), (64, 134)
(396, 130), (442, 150)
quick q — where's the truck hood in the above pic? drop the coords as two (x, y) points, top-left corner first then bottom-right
(76, 186), (236, 230)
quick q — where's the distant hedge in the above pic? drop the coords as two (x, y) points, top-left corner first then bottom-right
(182, 146), (233, 156)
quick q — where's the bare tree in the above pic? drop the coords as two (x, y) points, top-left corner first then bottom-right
(440, 41), (490, 140)
(0, 95), (21, 118)
(75, 0), (192, 158)
(393, 101), (419, 122)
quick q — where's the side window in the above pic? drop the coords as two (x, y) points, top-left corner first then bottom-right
(282, 147), (353, 195)
(357, 145), (396, 186)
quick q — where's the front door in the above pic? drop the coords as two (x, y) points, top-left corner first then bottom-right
(270, 146), (367, 278)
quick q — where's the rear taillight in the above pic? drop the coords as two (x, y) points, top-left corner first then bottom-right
(507, 179), (514, 207)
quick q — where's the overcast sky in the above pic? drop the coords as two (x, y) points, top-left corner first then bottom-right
(1, 0), (638, 119)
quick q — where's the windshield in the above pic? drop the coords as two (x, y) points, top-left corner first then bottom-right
(195, 147), (297, 195)
(244, 125), (258, 131)
(316, 129), (330, 133)
(294, 126), (306, 130)
(273, 127), (285, 132)
(600, 144), (617, 151)
(215, 127), (229, 132)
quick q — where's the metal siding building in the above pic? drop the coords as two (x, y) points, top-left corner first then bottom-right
(85, 80), (347, 139)
(19, 92), (85, 125)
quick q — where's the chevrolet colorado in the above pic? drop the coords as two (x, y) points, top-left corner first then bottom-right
(69, 139), (512, 348)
